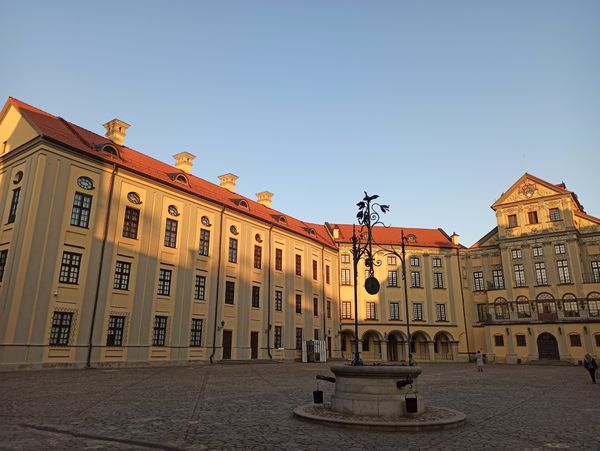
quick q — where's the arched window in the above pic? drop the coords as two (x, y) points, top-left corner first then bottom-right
(494, 297), (509, 320)
(516, 295), (530, 318)
(175, 173), (188, 184)
(587, 292), (600, 317)
(562, 293), (578, 317)
(536, 292), (557, 319)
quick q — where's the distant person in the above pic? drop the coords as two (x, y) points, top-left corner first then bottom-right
(583, 354), (597, 384)
(476, 351), (484, 372)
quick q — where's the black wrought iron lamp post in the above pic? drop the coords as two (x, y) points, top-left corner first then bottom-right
(350, 192), (413, 366)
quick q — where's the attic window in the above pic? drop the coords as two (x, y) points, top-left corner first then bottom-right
(102, 144), (118, 156)
(238, 200), (249, 209)
(308, 228), (316, 236)
(278, 216), (287, 224)
(405, 234), (416, 243)
(175, 173), (188, 184)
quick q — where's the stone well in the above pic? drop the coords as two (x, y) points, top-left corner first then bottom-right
(330, 364), (424, 417)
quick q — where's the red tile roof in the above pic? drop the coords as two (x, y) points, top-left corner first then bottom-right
(327, 224), (458, 249)
(6, 97), (338, 249)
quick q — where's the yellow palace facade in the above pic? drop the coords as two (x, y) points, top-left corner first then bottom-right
(1, 97), (599, 369)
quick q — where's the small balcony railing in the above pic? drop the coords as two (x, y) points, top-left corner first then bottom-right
(477, 298), (600, 324)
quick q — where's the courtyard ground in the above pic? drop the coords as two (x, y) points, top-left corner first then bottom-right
(1, 361), (599, 450)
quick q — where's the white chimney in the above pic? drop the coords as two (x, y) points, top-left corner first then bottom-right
(451, 232), (460, 246)
(173, 152), (196, 174)
(218, 173), (238, 192)
(103, 119), (130, 146)
(332, 226), (340, 239)
(256, 191), (274, 208)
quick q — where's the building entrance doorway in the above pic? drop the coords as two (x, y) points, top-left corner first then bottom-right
(537, 332), (559, 360)
(388, 336), (398, 361)
(250, 331), (258, 359)
(222, 330), (232, 360)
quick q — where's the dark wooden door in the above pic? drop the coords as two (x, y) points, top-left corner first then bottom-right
(327, 337), (332, 358)
(222, 330), (232, 360)
(250, 331), (258, 359)
(537, 332), (559, 360)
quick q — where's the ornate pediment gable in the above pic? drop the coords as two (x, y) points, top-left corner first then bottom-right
(491, 173), (570, 210)
(470, 227), (499, 249)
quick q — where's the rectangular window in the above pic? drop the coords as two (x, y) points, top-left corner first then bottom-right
(313, 297), (319, 316)
(535, 262), (548, 285)
(275, 290), (283, 311)
(555, 244), (566, 255)
(106, 315), (125, 346)
(152, 316), (167, 346)
(341, 254), (350, 264)
(59, 252), (82, 284)
(314, 329), (320, 340)
(326, 265), (331, 284)
(516, 334), (526, 347)
(49, 312), (73, 346)
(254, 246), (262, 269)
(569, 334), (582, 347)
(514, 264), (526, 287)
(327, 300), (332, 318)
(190, 319), (203, 347)
(295, 254), (302, 276)
(410, 271), (421, 288)
(592, 261), (600, 283)
(532, 246), (543, 257)
(295, 294), (302, 313)
(477, 304), (489, 322)
(387, 256), (397, 265)
(0, 249), (8, 283)
(492, 269), (504, 289)
(432, 257), (442, 267)
(507, 214), (518, 228)
(433, 272), (444, 289)
(312, 260), (318, 280)
(252, 286), (260, 308)
(436, 303), (447, 321)
(410, 256), (420, 267)
(157, 269), (172, 296)
(70, 192), (92, 228)
(7, 187), (20, 224)
(229, 238), (238, 263)
(494, 335), (504, 346)
(527, 211), (539, 224)
(113, 261), (131, 290)
(413, 303), (423, 321)
(595, 334), (600, 347)
(194, 275), (206, 300)
(274, 326), (282, 348)
(473, 271), (485, 291)
(549, 207), (561, 222)
(199, 229), (210, 256)
(387, 270), (398, 287)
(366, 302), (376, 320)
(225, 281), (235, 304)
(557, 260), (571, 284)
(164, 219), (178, 248)
(341, 301), (352, 319)
(295, 328), (303, 350)
(390, 302), (400, 320)
(511, 249), (522, 259)
(341, 268), (351, 285)
(275, 248), (283, 271)
(123, 207), (140, 239)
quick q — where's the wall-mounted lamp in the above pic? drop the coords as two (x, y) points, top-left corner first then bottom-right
(505, 327), (510, 335)
(558, 326), (562, 335)
(53, 289), (58, 297)
(580, 299), (586, 310)
(218, 320), (225, 331)
(583, 326), (588, 335)
(527, 327), (532, 336)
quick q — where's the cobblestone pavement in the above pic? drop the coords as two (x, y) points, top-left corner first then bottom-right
(1, 361), (599, 450)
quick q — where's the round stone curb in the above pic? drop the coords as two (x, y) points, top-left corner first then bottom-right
(293, 403), (466, 431)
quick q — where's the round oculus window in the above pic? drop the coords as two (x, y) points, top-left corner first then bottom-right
(127, 192), (142, 204)
(77, 176), (94, 190)
(168, 205), (180, 217)
(13, 171), (23, 184)
(201, 216), (211, 226)
(255, 233), (262, 243)
(230, 225), (238, 235)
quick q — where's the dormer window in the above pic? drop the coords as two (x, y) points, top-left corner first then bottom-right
(238, 200), (249, 209)
(102, 144), (118, 156)
(308, 228), (316, 236)
(278, 216), (287, 224)
(174, 173), (188, 184)
(405, 234), (416, 243)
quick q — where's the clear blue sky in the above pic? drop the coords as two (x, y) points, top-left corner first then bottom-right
(2, 1), (599, 246)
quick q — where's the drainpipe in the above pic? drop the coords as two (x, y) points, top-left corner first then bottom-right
(321, 245), (327, 343)
(266, 225), (273, 359)
(456, 247), (471, 360)
(86, 164), (117, 368)
(209, 206), (226, 363)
